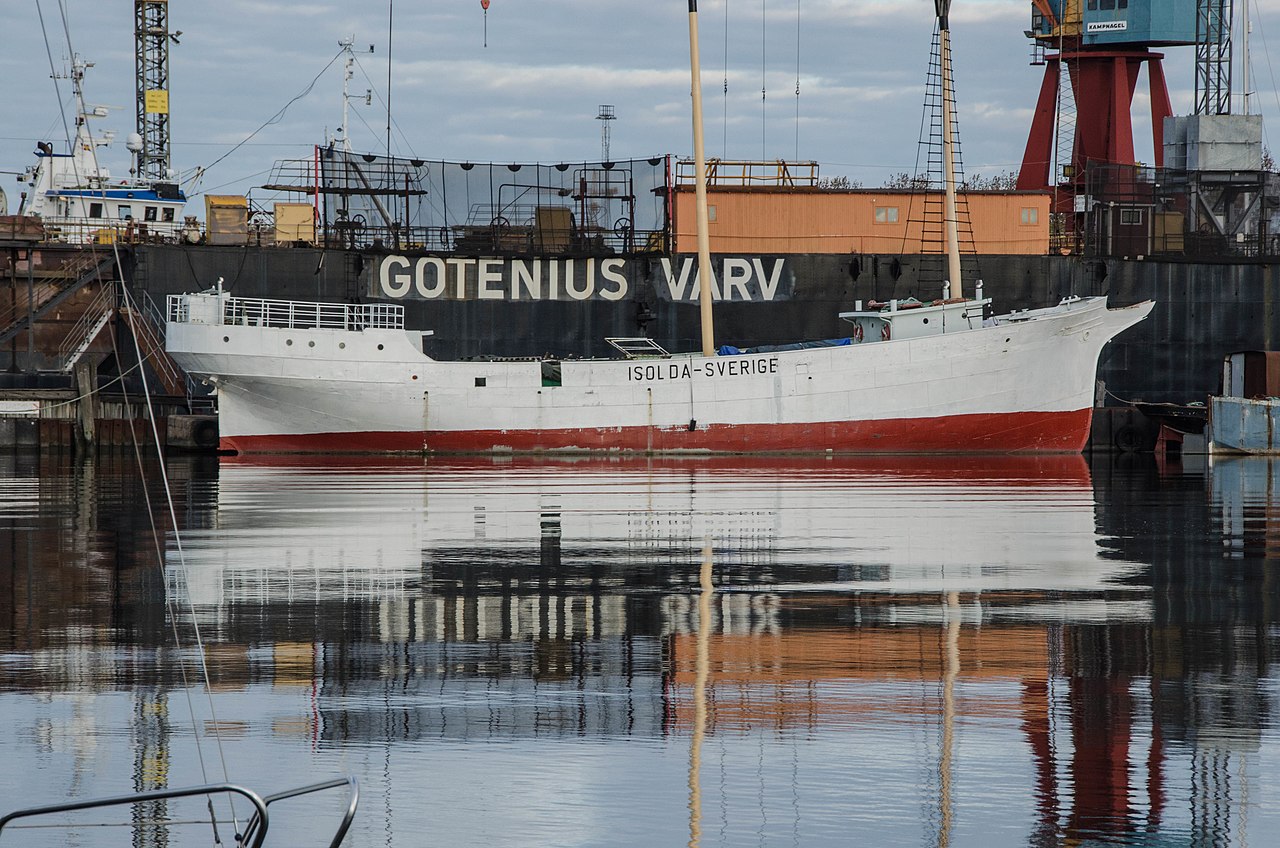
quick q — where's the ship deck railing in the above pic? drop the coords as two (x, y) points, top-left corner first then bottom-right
(36, 216), (183, 245)
(673, 158), (820, 187)
(168, 294), (404, 331)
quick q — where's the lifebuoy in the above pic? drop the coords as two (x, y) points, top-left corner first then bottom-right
(852, 323), (864, 343)
(881, 323), (891, 342)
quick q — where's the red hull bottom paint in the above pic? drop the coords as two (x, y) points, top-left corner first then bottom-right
(223, 409), (1094, 455)
(223, 430), (429, 454)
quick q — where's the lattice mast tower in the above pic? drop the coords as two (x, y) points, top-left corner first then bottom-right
(134, 0), (173, 181)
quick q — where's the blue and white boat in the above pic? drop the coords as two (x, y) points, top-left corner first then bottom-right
(16, 57), (186, 243)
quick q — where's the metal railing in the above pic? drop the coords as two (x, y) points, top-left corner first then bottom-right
(0, 776), (358, 848)
(674, 158), (820, 187)
(57, 282), (116, 370)
(0, 783), (270, 848)
(35, 216), (183, 245)
(0, 251), (108, 333)
(167, 294), (404, 331)
(124, 291), (194, 399)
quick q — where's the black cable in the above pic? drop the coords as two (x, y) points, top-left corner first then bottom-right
(199, 49), (345, 178)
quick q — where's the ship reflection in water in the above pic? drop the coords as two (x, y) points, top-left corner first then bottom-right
(3, 453), (1280, 847)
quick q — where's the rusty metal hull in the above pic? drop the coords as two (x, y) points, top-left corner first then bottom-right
(1210, 396), (1280, 454)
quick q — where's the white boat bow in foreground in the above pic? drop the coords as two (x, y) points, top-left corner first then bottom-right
(165, 286), (1152, 455)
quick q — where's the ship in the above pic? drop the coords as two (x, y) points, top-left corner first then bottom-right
(162, 2), (1152, 455)
(14, 57), (187, 245)
(164, 283), (1149, 454)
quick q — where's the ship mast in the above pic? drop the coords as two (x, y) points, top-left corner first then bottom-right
(936, 0), (963, 300)
(335, 38), (373, 152)
(1241, 0), (1251, 114)
(688, 0), (716, 357)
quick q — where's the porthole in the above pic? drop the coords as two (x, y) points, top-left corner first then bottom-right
(223, 336), (229, 343)
(922, 318), (929, 324)
(411, 375), (418, 381)
(338, 342), (346, 349)
(308, 340), (315, 347)
(377, 344), (384, 351)
(286, 339), (293, 346)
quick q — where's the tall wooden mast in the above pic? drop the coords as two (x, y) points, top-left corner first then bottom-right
(936, 0), (963, 300)
(688, 0), (716, 357)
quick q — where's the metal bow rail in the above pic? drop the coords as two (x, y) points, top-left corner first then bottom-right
(0, 776), (359, 848)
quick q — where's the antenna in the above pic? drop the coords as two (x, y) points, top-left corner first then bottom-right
(1241, 0), (1251, 114)
(336, 37), (375, 151)
(596, 105), (616, 162)
(386, 0), (394, 157)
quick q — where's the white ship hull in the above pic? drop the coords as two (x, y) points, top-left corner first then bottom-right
(165, 291), (1152, 454)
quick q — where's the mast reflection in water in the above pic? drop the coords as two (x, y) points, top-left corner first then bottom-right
(2, 452), (1280, 847)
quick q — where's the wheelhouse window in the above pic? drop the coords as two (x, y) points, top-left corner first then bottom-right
(162, 208), (176, 223)
(144, 206), (158, 222)
(874, 206), (899, 224)
(88, 202), (104, 219)
(119, 205), (133, 220)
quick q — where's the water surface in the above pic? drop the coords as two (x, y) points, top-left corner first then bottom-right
(2, 451), (1277, 847)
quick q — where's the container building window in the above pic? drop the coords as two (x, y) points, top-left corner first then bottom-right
(1120, 209), (1144, 226)
(874, 206), (899, 224)
(1020, 207), (1039, 226)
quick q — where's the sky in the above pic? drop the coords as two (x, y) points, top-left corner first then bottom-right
(3, 0), (1280, 211)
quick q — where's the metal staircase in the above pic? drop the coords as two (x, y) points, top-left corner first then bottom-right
(119, 291), (191, 398)
(57, 283), (116, 371)
(0, 251), (117, 347)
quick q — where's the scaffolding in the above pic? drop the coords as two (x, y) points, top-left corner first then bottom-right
(262, 148), (670, 255)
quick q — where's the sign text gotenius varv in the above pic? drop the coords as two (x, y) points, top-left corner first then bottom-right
(375, 255), (790, 302)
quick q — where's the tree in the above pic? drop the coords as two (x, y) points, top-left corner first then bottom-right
(882, 172), (933, 190)
(818, 175), (863, 190)
(959, 170), (1019, 191)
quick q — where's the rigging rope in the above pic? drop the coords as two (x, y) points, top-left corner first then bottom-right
(37, 0), (242, 839)
(723, 0), (730, 158)
(198, 48), (345, 182)
(1249, 0), (1280, 151)
(34, 1), (78, 199)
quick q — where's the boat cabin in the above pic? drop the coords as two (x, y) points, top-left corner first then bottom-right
(838, 288), (992, 343)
